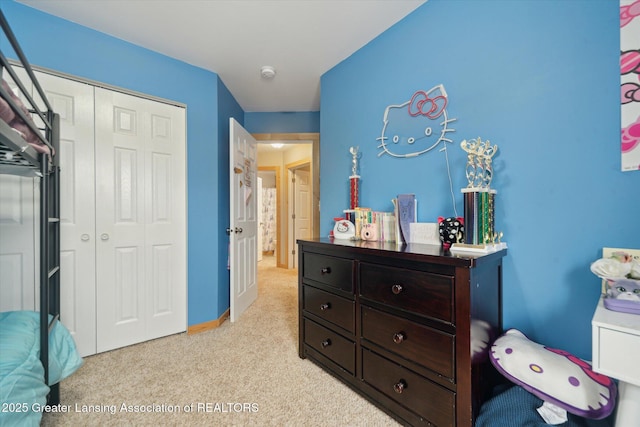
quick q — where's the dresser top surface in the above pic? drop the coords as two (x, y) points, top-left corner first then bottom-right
(298, 238), (506, 268)
(592, 296), (640, 335)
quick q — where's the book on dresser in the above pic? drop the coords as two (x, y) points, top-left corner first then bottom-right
(297, 238), (506, 427)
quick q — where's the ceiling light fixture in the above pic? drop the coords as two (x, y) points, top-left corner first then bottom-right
(260, 65), (276, 79)
(271, 143), (284, 149)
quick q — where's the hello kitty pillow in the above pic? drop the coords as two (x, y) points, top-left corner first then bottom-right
(490, 329), (616, 420)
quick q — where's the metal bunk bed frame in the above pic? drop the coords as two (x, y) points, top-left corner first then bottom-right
(0, 9), (61, 405)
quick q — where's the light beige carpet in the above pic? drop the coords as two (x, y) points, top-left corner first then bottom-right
(42, 256), (400, 426)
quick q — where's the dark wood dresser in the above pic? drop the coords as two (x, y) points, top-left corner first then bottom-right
(297, 238), (506, 427)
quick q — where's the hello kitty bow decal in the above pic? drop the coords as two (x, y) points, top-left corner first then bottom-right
(408, 90), (447, 118)
(377, 84), (457, 158)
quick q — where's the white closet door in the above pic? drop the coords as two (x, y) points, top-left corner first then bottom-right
(37, 71), (97, 357)
(0, 175), (36, 311)
(0, 72), (35, 311)
(257, 177), (263, 262)
(144, 93), (186, 340)
(95, 88), (186, 353)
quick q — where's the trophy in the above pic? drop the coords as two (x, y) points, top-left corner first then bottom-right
(451, 137), (506, 254)
(460, 137), (498, 189)
(349, 146), (360, 209)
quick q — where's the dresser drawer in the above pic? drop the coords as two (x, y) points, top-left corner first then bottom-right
(303, 285), (355, 333)
(359, 263), (454, 324)
(304, 319), (355, 374)
(303, 253), (353, 292)
(362, 349), (455, 427)
(592, 298), (640, 386)
(361, 306), (455, 380)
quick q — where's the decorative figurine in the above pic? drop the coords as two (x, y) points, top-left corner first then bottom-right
(438, 216), (465, 250)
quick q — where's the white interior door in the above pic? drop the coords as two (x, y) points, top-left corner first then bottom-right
(229, 118), (258, 322)
(288, 166), (311, 269)
(95, 88), (186, 352)
(37, 71), (97, 356)
(257, 176), (263, 262)
(294, 168), (311, 266)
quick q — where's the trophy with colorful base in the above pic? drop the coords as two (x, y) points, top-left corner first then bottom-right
(450, 137), (507, 254)
(349, 146), (360, 209)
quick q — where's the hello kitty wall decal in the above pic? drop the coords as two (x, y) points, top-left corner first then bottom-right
(376, 84), (461, 229)
(370, 83), (508, 253)
(376, 84), (457, 159)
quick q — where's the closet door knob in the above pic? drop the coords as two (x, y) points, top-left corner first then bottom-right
(391, 284), (403, 295)
(100, 233), (110, 241)
(81, 234), (90, 242)
(235, 227), (243, 233)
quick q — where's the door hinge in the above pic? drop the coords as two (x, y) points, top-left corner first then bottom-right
(291, 249), (296, 255)
(291, 213), (296, 219)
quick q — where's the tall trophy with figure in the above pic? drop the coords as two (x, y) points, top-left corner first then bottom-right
(450, 137), (506, 253)
(349, 146), (360, 210)
(332, 146), (361, 240)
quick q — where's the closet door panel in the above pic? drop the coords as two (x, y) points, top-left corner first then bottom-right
(95, 88), (146, 353)
(0, 177), (35, 311)
(37, 72), (97, 357)
(145, 102), (186, 339)
(114, 246), (142, 321)
(95, 89), (185, 351)
(0, 72), (35, 311)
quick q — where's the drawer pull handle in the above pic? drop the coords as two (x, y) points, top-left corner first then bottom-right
(393, 380), (407, 394)
(391, 284), (403, 295)
(392, 332), (405, 344)
(321, 267), (331, 274)
(321, 339), (331, 348)
(320, 303), (331, 311)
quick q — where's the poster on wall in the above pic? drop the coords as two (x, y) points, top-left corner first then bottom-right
(621, 0), (640, 171)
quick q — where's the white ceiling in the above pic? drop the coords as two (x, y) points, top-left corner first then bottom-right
(17, 0), (427, 112)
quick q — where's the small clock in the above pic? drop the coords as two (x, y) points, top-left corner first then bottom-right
(333, 218), (355, 240)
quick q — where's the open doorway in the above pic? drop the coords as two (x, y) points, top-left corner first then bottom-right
(257, 167), (280, 267)
(255, 133), (319, 269)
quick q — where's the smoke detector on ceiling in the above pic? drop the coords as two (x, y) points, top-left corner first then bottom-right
(260, 65), (276, 79)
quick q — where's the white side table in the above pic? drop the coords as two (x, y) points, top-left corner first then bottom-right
(592, 296), (640, 427)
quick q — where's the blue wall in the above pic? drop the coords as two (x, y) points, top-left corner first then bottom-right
(1, 1), (232, 326)
(321, 0), (639, 359)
